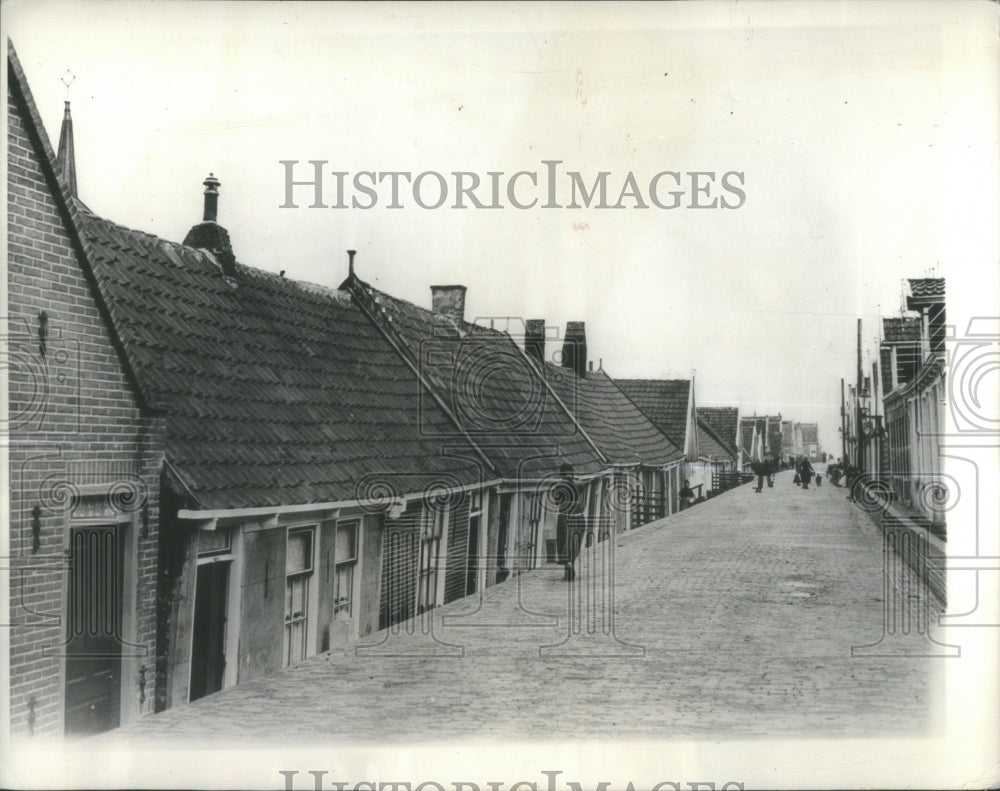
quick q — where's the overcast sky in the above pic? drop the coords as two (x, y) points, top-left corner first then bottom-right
(5, 1), (998, 453)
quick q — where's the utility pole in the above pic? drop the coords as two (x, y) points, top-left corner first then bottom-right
(840, 377), (847, 462)
(872, 360), (880, 478)
(856, 318), (865, 473)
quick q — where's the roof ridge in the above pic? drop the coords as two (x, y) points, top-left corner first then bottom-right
(82, 212), (352, 302)
(363, 279), (511, 340)
(696, 414), (738, 458)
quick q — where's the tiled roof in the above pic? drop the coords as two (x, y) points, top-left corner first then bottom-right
(696, 421), (735, 461)
(882, 317), (922, 343)
(77, 212), (484, 510)
(614, 379), (690, 450)
(908, 278), (945, 300)
(696, 407), (739, 458)
(545, 365), (683, 466)
(344, 278), (606, 479)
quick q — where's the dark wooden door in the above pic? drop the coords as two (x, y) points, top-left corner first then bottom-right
(465, 514), (480, 596)
(189, 561), (229, 701)
(64, 525), (123, 736)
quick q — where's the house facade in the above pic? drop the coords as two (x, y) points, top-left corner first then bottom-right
(529, 323), (686, 532)
(7, 42), (720, 736)
(340, 278), (611, 582)
(880, 279), (947, 533)
(7, 43), (162, 737)
(695, 407), (740, 493)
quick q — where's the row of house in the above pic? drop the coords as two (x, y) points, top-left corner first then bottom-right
(781, 420), (822, 463)
(842, 277), (947, 540)
(5, 42), (755, 738)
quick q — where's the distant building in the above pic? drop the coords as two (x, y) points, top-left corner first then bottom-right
(695, 407), (740, 492)
(528, 325), (685, 532)
(738, 414), (782, 469)
(616, 378), (712, 499)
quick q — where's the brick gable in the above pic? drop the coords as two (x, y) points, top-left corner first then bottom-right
(7, 55), (162, 737)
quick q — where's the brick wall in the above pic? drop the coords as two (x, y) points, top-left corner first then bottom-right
(7, 80), (162, 737)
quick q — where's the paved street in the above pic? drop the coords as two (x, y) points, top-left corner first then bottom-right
(110, 468), (943, 744)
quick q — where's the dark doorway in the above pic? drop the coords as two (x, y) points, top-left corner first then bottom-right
(189, 561), (229, 702)
(465, 515), (480, 596)
(64, 524), (124, 736)
(495, 493), (512, 584)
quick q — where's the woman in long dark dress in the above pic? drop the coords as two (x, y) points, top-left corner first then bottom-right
(799, 458), (814, 489)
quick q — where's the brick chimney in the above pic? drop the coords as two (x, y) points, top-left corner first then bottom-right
(430, 285), (467, 324)
(525, 319), (546, 367)
(183, 173), (236, 276)
(561, 321), (587, 378)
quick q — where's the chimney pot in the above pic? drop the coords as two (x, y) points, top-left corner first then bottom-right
(561, 321), (587, 378)
(202, 173), (221, 222)
(525, 319), (546, 367)
(348, 250), (356, 276)
(184, 173), (236, 276)
(430, 285), (467, 324)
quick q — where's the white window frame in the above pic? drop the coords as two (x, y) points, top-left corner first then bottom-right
(284, 525), (318, 667)
(417, 505), (449, 613)
(332, 520), (359, 620)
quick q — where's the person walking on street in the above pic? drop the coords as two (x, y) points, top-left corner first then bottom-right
(798, 457), (814, 490)
(845, 464), (859, 501)
(680, 479), (695, 509)
(555, 463), (586, 581)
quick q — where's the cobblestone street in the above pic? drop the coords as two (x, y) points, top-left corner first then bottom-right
(110, 469), (944, 744)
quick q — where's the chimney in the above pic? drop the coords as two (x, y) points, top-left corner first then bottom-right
(561, 321), (587, 378)
(202, 173), (220, 222)
(183, 173), (236, 276)
(56, 101), (77, 198)
(430, 285), (467, 324)
(525, 319), (545, 367)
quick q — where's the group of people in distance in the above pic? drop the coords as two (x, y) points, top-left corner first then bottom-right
(750, 458), (776, 492)
(791, 456), (817, 489)
(826, 460), (861, 499)
(750, 456), (820, 492)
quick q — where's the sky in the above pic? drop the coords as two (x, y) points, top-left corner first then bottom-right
(4, 0), (998, 455)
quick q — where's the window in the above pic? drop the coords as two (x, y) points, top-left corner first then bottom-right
(285, 527), (315, 666)
(286, 528), (313, 575)
(333, 521), (358, 619)
(418, 506), (447, 613)
(198, 528), (232, 558)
